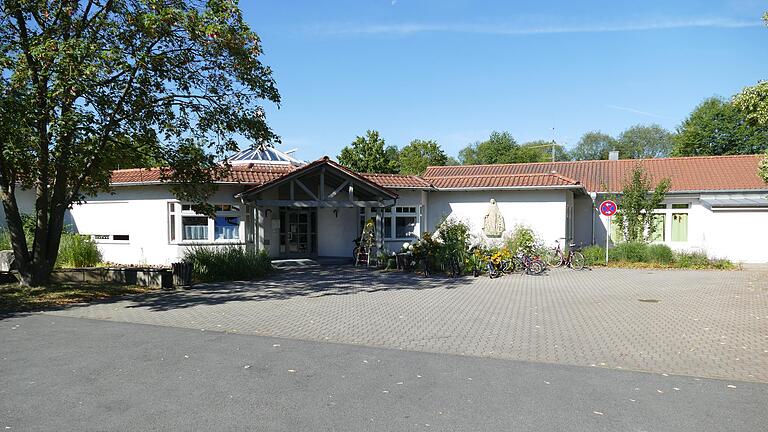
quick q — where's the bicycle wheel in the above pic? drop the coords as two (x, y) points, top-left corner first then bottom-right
(528, 260), (544, 275)
(546, 249), (563, 267)
(570, 251), (585, 270)
(487, 262), (499, 279)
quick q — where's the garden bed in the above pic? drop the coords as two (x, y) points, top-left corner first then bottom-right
(0, 283), (159, 314)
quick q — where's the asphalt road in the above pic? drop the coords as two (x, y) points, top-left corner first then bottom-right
(1, 314), (766, 432)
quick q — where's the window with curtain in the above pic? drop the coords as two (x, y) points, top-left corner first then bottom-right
(182, 216), (208, 240)
(671, 213), (688, 242)
(650, 214), (665, 242)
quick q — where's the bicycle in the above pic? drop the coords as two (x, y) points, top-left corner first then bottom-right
(514, 252), (545, 275)
(487, 256), (512, 279)
(546, 238), (585, 270)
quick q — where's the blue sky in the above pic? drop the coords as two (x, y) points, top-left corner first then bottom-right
(241, 0), (767, 161)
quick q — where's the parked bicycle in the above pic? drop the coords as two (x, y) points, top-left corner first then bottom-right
(546, 238), (585, 270)
(513, 252), (546, 275)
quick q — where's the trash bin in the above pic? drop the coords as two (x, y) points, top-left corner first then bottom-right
(172, 262), (193, 288)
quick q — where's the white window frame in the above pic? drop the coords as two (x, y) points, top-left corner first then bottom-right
(651, 202), (691, 244)
(358, 206), (421, 241)
(389, 206), (419, 240)
(169, 202), (245, 244)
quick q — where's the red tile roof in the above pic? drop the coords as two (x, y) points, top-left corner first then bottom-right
(111, 164), (296, 186)
(111, 154), (768, 194)
(360, 173), (434, 189)
(236, 157), (399, 199)
(423, 155), (768, 192)
(427, 173), (580, 189)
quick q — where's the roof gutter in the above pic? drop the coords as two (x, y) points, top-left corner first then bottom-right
(434, 185), (585, 192)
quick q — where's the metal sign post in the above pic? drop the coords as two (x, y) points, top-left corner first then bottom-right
(605, 215), (610, 265)
(599, 200), (618, 265)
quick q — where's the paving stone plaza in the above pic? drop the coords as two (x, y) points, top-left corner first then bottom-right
(46, 266), (768, 382)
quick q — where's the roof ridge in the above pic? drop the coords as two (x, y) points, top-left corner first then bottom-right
(424, 154), (765, 171)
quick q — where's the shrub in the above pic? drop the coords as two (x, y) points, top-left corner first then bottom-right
(673, 251), (712, 269)
(506, 225), (543, 257)
(435, 217), (471, 270)
(609, 242), (648, 262)
(182, 246), (272, 282)
(645, 244), (674, 264)
(582, 245), (606, 266)
(56, 233), (103, 268)
(0, 229), (10, 250)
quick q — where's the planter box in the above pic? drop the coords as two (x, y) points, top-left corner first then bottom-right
(49, 268), (172, 288)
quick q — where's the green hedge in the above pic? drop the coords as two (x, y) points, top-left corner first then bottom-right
(583, 242), (734, 269)
(57, 233), (103, 268)
(182, 246), (272, 282)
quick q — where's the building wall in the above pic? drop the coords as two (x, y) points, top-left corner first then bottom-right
(317, 207), (357, 258)
(592, 192), (768, 263)
(426, 189), (569, 247)
(0, 188), (36, 228)
(66, 185), (247, 266)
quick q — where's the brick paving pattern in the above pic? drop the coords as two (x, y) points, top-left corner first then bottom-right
(45, 266), (768, 382)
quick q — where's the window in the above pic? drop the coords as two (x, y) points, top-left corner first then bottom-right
(173, 202), (242, 242)
(359, 206), (418, 239)
(214, 216), (240, 240)
(671, 203), (690, 209)
(650, 214), (665, 242)
(671, 213), (688, 242)
(168, 202), (177, 242)
(392, 206), (418, 239)
(113, 234), (130, 241)
(182, 216), (208, 240)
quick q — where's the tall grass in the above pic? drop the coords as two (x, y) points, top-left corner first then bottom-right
(582, 242), (733, 269)
(182, 246), (272, 282)
(0, 229), (10, 250)
(56, 233), (103, 268)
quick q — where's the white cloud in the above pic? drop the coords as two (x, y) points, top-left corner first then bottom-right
(308, 17), (760, 36)
(606, 105), (671, 119)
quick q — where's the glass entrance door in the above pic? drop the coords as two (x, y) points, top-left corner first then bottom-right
(279, 208), (317, 257)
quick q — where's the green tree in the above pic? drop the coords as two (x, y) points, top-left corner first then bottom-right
(0, 0), (280, 286)
(398, 139), (448, 175)
(570, 131), (618, 160)
(613, 166), (671, 243)
(458, 131), (519, 165)
(617, 124), (675, 159)
(337, 130), (399, 173)
(672, 97), (768, 156)
(733, 81), (768, 128)
(732, 12), (768, 182)
(519, 140), (570, 162)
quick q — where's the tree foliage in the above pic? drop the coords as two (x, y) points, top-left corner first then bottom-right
(733, 81), (768, 128)
(337, 130), (399, 173)
(458, 131), (520, 165)
(617, 124), (674, 159)
(0, 0), (280, 286)
(672, 97), (768, 156)
(570, 131), (617, 160)
(398, 139), (447, 175)
(732, 13), (768, 183)
(519, 140), (570, 162)
(613, 166), (670, 243)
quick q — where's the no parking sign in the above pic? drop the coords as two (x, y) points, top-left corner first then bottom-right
(600, 200), (617, 217)
(599, 200), (618, 264)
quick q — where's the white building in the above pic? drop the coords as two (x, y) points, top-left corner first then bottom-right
(3, 148), (767, 264)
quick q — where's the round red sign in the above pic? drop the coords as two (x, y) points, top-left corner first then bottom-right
(599, 200), (618, 217)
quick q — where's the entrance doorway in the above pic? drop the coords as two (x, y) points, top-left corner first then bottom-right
(279, 208), (317, 257)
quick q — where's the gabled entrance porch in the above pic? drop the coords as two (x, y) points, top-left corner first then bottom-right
(236, 157), (398, 260)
